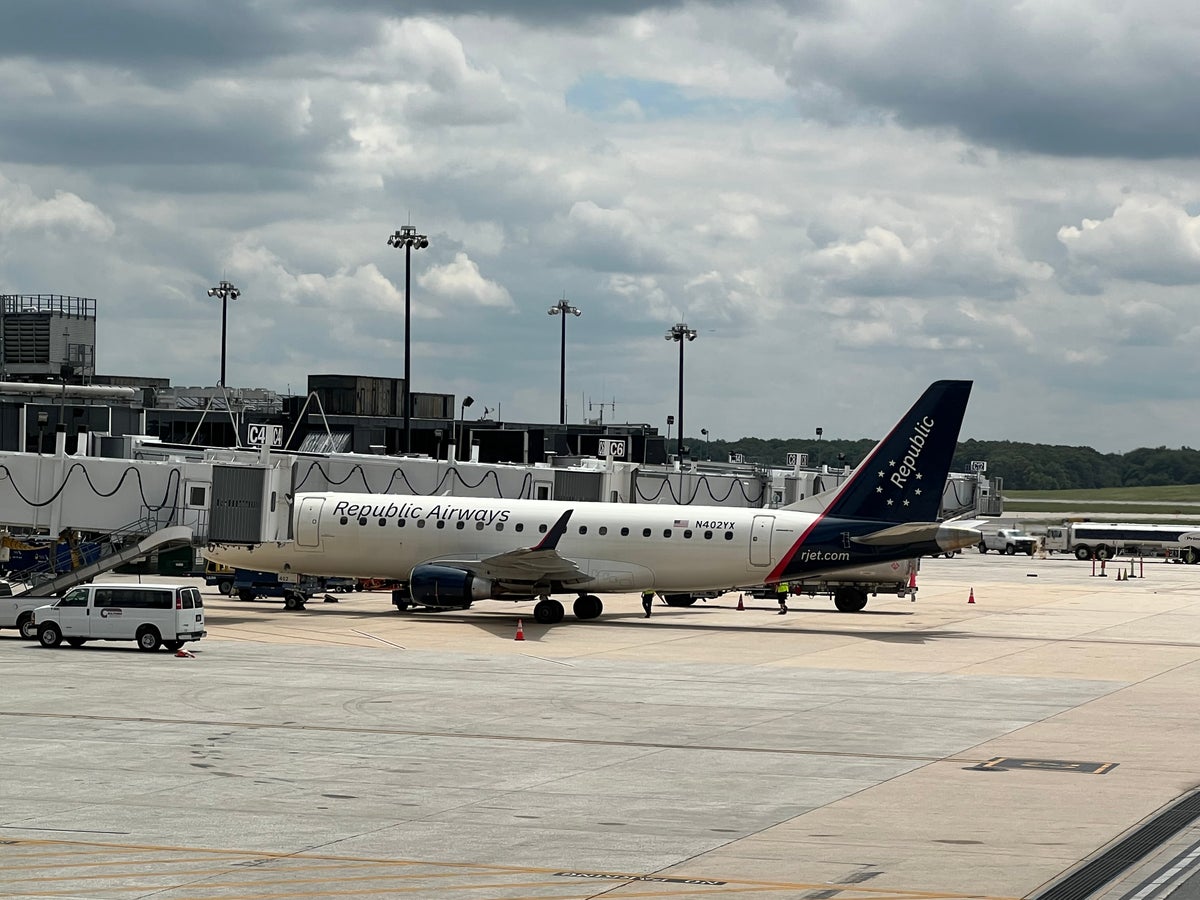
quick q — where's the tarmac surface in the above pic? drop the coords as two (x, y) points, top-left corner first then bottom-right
(3, 552), (1200, 899)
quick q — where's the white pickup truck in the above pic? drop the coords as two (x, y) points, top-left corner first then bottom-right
(978, 528), (1038, 556)
(0, 587), (48, 639)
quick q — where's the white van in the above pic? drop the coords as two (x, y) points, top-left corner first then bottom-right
(33, 583), (206, 652)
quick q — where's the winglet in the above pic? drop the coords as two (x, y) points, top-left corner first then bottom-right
(533, 509), (573, 550)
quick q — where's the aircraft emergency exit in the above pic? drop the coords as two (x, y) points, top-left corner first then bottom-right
(205, 380), (978, 622)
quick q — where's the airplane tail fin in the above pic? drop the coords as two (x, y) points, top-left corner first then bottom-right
(817, 380), (972, 524)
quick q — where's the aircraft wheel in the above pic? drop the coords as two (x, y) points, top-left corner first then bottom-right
(1074, 546), (1091, 561)
(572, 595), (603, 620)
(533, 598), (564, 624)
(978, 543), (988, 554)
(833, 587), (868, 613)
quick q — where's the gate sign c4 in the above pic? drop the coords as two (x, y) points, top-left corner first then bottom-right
(248, 424), (284, 447)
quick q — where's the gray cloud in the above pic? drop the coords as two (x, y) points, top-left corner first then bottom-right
(782, 1), (1200, 159)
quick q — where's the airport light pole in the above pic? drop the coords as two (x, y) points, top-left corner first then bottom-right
(458, 395), (474, 461)
(700, 427), (709, 461)
(547, 295), (581, 425)
(664, 322), (697, 460)
(206, 280), (241, 387)
(387, 224), (429, 453)
(815, 426), (823, 467)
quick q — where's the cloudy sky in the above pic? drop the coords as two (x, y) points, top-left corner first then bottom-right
(2, 0), (1198, 453)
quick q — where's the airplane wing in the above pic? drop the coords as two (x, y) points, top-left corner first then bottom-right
(438, 548), (592, 585)
(432, 509), (593, 587)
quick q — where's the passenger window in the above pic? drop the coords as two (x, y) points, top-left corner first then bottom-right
(94, 590), (116, 608)
(683, 529), (693, 539)
(704, 530), (713, 540)
(642, 528), (651, 537)
(663, 529), (672, 538)
(358, 517), (367, 526)
(621, 527), (629, 536)
(578, 526), (587, 535)
(538, 524), (548, 533)
(190, 589), (204, 608)
(724, 531), (733, 540)
(598, 526), (607, 536)
(456, 521), (465, 530)
(180, 592), (194, 609)
(340, 516), (348, 525)
(379, 518), (387, 526)
(397, 519), (405, 527)
(476, 522), (485, 530)
(515, 523), (524, 532)
(417, 519), (426, 528)
(436, 521), (445, 529)
(495, 523), (504, 531)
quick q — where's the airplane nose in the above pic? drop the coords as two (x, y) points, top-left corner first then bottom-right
(936, 524), (981, 551)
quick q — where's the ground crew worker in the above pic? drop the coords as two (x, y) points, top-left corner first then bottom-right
(641, 590), (655, 618)
(776, 582), (789, 615)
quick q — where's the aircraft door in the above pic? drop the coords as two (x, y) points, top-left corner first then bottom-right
(750, 515), (774, 567)
(296, 497), (324, 549)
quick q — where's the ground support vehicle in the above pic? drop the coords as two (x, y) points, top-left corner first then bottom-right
(230, 569), (324, 609)
(1043, 522), (1200, 562)
(739, 559), (918, 613)
(33, 583), (205, 651)
(978, 528), (1037, 556)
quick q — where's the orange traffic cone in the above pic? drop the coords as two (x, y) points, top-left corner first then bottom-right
(514, 619), (525, 641)
(967, 587), (975, 605)
(908, 569), (917, 590)
(736, 594), (744, 611)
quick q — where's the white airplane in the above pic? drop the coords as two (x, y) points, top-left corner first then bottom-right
(205, 380), (979, 622)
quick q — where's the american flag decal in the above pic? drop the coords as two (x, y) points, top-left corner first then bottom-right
(674, 519), (689, 528)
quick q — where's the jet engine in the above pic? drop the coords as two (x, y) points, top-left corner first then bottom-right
(409, 564), (495, 609)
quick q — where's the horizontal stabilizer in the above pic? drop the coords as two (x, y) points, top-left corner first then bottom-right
(851, 522), (944, 546)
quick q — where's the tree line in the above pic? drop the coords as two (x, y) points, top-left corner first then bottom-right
(690, 436), (1200, 491)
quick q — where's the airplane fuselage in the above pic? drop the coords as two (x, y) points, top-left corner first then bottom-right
(206, 492), (977, 595)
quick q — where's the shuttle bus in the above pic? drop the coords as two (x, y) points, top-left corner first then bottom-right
(1043, 522), (1200, 563)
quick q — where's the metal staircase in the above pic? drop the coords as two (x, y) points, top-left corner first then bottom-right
(7, 520), (193, 598)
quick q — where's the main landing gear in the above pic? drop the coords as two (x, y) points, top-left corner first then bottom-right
(532, 593), (604, 624)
